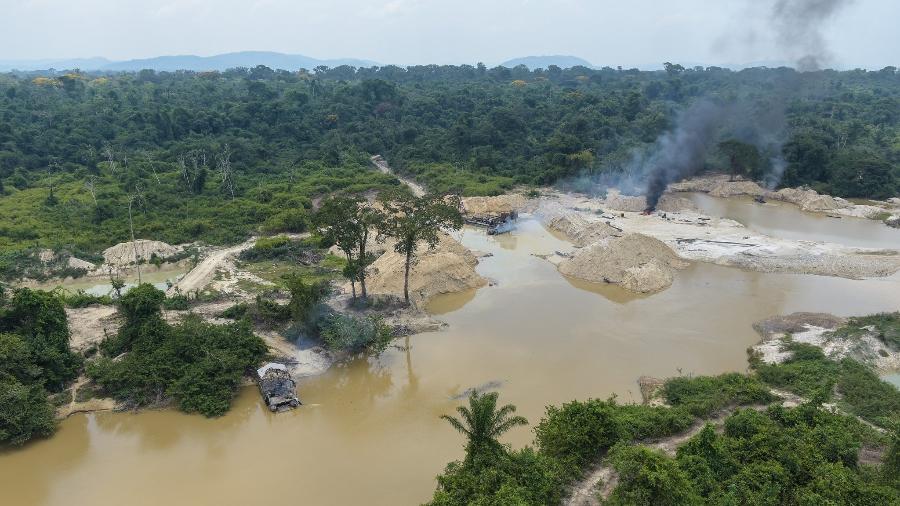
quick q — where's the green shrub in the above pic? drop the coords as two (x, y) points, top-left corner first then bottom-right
(261, 209), (308, 234)
(319, 313), (393, 354)
(829, 312), (900, 349)
(533, 398), (692, 479)
(162, 292), (190, 310)
(753, 341), (900, 428)
(56, 289), (113, 308)
(87, 284), (267, 417)
(429, 447), (565, 506)
(607, 444), (701, 506)
(662, 372), (775, 417)
(0, 379), (56, 446)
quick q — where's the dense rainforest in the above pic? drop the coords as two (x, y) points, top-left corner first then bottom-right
(0, 63), (898, 261)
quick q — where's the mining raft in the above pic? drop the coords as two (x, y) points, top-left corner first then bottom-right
(465, 211), (518, 235)
(256, 362), (301, 412)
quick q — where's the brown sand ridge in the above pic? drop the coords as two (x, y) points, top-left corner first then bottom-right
(559, 233), (689, 293)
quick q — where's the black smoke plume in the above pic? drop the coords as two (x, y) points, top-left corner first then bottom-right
(637, 100), (732, 210)
(765, 0), (856, 71)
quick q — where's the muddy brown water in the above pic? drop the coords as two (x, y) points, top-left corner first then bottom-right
(686, 192), (899, 249)
(3, 214), (900, 506)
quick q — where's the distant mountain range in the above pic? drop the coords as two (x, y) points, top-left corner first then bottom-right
(0, 51), (802, 73)
(499, 55), (595, 70)
(0, 51), (378, 72)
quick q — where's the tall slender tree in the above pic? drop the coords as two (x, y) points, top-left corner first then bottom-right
(379, 191), (462, 304)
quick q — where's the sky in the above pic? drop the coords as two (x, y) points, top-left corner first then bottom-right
(1, 0), (897, 69)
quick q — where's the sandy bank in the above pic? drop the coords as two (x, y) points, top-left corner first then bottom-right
(602, 189), (699, 213)
(366, 232), (487, 307)
(461, 193), (528, 218)
(669, 174), (897, 219)
(752, 312), (900, 373)
(541, 191), (900, 280)
(557, 233), (689, 293)
(102, 239), (181, 267)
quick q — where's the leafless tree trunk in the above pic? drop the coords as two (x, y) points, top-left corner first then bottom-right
(141, 150), (161, 184)
(103, 145), (118, 174)
(128, 191), (144, 284)
(84, 176), (97, 205)
(217, 145), (235, 200)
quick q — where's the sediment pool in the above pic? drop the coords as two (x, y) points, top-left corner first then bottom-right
(2, 211), (899, 506)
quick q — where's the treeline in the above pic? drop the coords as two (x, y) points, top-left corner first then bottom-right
(1, 64), (898, 254)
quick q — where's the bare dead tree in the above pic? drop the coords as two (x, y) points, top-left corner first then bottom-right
(84, 175), (97, 205)
(217, 145), (235, 200)
(141, 150), (161, 184)
(178, 154), (192, 188)
(102, 145), (118, 174)
(127, 187), (146, 284)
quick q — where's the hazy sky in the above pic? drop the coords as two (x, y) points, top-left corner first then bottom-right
(2, 0), (897, 68)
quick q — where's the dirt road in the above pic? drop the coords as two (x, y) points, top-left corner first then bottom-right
(371, 155), (426, 196)
(169, 238), (256, 294)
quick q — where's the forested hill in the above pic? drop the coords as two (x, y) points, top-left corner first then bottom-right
(0, 64), (898, 257)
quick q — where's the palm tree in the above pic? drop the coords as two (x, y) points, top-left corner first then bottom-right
(441, 391), (527, 460)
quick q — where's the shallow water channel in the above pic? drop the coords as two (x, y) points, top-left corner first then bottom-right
(3, 204), (900, 506)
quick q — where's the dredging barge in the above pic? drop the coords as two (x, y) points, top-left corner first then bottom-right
(256, 363), (301, 412)
(465, 211), (518, 235)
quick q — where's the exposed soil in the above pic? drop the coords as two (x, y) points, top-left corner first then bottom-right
(752, 312), (900, 373)
(669, 175), (896, 220)
(558, 233), (689, 293)
(102, 239), (180, 267)
(65, 305), (120, 352)
(461, 194), (528, 218)
(540, 190), (900, 280)
(168, 238), (256, 294)
(366, 232), (487, 307)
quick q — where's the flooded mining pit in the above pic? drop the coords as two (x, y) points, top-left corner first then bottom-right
(2, 198), (899, 506)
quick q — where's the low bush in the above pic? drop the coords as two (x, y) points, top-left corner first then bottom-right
(753, 341), (900, 427)
(319, 313), (393, 354)
(429, 447), (565, 506)
(607, 444), (700, 505)
(662, 372), (775, 417)
(829, 312), (900, 349)
(55, 289), (113, 308)
(87, 284), (267, 417)
(239, 236), (321, 263)
(534, 398), (694, 479)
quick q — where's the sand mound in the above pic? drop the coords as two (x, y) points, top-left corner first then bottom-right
(103, 240), (179, 266)
(545, 210), (620, 247)
(709, 180), (767, 198)
(558, 233), (689, 293)
(602, 189), (646, 212)
(600, 191), (698, 214)
(367, 233), (487, 306)
(621, 260), (675, 293)
(462, 194), (526, 218)
(771, 188), (850, 212)
(67, 257), (96, 270)
(657, 194), (700, 213)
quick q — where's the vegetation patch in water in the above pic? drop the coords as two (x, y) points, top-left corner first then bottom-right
(86, 284), (267, 417)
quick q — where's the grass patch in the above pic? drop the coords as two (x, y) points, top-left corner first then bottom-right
(662, 373), (775, 417)
(829, 312), (900, 349)
(754, 341), (900, 428)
